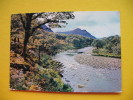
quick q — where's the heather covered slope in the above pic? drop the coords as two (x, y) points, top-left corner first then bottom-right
(10, 27), (94, 91)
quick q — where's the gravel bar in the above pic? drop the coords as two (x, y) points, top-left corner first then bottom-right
(75, 54), (121, 69)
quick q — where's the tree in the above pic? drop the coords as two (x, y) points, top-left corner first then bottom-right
(104, 43), (113, 53)
(73, 38), (81, 48)
(11, 12), (75, 59)
(91, 39), (106, 49)
(112, 43), (121, 55)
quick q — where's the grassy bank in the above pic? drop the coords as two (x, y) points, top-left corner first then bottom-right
(92, 49), (121, 58)
(91, 35), (121, 58)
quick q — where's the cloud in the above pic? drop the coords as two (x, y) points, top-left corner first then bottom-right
(74, 11), (120, 24)
(78, 23), (120, 38)
(52, 11), (120, 38)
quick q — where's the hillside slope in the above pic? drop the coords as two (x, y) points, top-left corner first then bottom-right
(57, 28), (96, 39)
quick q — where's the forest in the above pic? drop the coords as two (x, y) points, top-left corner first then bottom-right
(10, 12), (120, 92)
(92, 35), (121, 58)
(10, 12), (94, 91)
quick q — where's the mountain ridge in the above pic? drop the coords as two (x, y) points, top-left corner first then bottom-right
(57, 28), (96, 39)
(41, 25), (53, 32)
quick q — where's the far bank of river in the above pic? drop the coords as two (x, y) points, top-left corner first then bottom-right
(52, 47), (121, 93)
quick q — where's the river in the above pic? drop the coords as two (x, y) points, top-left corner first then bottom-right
(52, 47), (121, 93)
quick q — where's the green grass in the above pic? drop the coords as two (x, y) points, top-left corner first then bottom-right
(92, 48), (121, 58)
(92, 53), (121, 58)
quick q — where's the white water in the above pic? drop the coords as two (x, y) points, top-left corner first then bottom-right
(52, 47), (121, 93)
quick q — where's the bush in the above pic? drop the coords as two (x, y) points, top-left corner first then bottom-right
(92, 49), (99, 54)
(112, 44), (121, 55)
(10, 66), (73, 92)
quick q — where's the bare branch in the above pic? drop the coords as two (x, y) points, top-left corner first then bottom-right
(32, 19), (59, 33)
(32, 13), (43, 20)
(19, 14), (26, 29)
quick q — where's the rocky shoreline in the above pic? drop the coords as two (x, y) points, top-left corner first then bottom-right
(53, 46), (121, 92)
(75, 54), (121, 69)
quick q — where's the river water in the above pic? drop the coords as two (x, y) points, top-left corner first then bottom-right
(52, 47), (121, 93)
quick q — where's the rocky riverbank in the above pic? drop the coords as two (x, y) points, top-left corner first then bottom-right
(75, 54), (121, 69)
(53, 47), (121, 92)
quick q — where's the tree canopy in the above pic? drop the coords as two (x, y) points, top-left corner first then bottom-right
(91, 39), (106, 49)
(11, 12), (75, 59)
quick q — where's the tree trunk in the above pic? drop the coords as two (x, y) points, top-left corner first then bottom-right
(21, 32), (30, 59)
(20, 14), (33, 59)
(14, 37), (16, 42)
(33, 38), (35, 43)
(18, 38), (19, 42)
(38, 46), (41, 64)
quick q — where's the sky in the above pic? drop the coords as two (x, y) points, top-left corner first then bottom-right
(52, 11), (120, 38)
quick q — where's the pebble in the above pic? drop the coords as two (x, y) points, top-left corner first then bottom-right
(75, 54), (121, 69)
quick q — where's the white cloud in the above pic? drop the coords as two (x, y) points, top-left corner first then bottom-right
(78, 23), (120, 38)
(74, 11), (120, 23)
(52, 11), (120, 38)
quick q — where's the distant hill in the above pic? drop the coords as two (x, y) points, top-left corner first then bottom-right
(41, 25), (53, 32)
(57, 28), (96, 39)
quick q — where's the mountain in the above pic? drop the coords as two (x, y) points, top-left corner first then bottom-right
(41, 25), (53, 32)
(57, 28), (96, 39)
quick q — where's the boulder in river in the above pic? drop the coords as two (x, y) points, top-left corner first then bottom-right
(78, 85), (85, 88)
